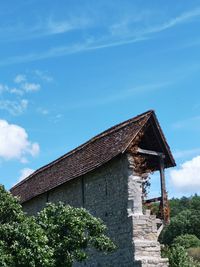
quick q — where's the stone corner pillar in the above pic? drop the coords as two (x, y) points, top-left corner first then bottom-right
(127, 153), (143, 216)
(126, 153), (169, 267)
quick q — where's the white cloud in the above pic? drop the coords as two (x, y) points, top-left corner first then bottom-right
(110, 7), (200, 42)
(10, 88), (24, 95)
(22, 82), (41, 92)
(0, 84), (9, 93)
(18, 168), (35, 182)
(0, 99), (28, 115)
(28, 143), (40, 156)
(172, 116), (200, 131)
(0, 35), (148, 66)
(0, 119), (40, 161)
(173, 148), (200, 159)
(53, 113), (63, 123)
(1, 7), (200, 65)
(0, 73), (44, 115)
(63, 82), (169, 110)
(0, 84), (4, 93)
(14, 74), (26, 84)
(34, 70), (53, 82)
(47, 21), (73, 34)
(46, 17), (90, 34)
(14, 74), (41, 92)
(141, 7), (200, 36)
(170, 155), (200, 193)
(2, 75), (41, 96)
(0, 16), (92, 43)
(37, 107), (49, 115)
(14, 73), (41, 93)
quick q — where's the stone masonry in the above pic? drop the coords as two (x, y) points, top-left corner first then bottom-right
(22, 153), (168, 267)
(127, 154), (168, 267)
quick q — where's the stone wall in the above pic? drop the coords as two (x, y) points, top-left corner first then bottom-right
(22, 153), (168, 267)
(23, 154), (136, 266)
(127, 154), (168, 267)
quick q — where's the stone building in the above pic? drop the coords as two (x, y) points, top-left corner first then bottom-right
(11, 110), (176, 267)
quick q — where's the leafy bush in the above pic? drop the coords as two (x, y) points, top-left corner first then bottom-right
(162, 245), (199, 267)
(161, 195), (200, 266)
(160, 209), (200, 245)
(37, 203), (116, 267)
(169, 195), (200, 218)
(0, 185), (24, 224)
(173, 234), (200, 249)
(0, 185), (116, 267)
(170, 197), (191, 217)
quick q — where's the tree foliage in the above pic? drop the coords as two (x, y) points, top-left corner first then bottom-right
(0, 185), (24, 224)
(37, 203), (116, 267)
(162, 245), (200, 267)
(173, 234), (200, 249)
(160, 195), (200, 266)
(0, 185), (116, 267)
(161, 209), (200, 245)
(170, 195), (200, 218)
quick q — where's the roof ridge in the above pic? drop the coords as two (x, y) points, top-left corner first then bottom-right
(11, 110), (153, 191)
(88, 110), (153, 142)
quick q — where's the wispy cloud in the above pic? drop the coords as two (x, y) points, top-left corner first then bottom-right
(18, 168), (35, 183)
(0, 16), (91, 43)
(143, 7), (200, 34)
(0, 7), (200, 66)
(0, 84), (9, 93)
(14, 74), (26, 83)
(10, 88), (24, 96)
(46, 17), (91, 35)
(63, 81), (170, 110)
(22, 82), (41, 92)
(14, 74), (41, 92)
(0, 36), (147, 66)
(109, 7), (200, 40)
(34, 70), (53, 82)
(173, 148), (200, 159)
(0, 71), (52, 115)
(1, 7), (200, 66)
(172, 115), (200, 130)
(0, 99), (28, 115)
(37, 107), (49, 115)
(53, 114), (63, 123)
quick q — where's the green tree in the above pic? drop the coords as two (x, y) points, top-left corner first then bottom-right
(190, 194), (200, 211)
(0, 184), (24, 224)
(173, 234), (200, 249)
(162, 245), (199, 267)
(37, 203), (116, 267)
(0, 186), (53, 267)
(169, 195), (200, 218)
(161, 209), (200, 245)
(0, 185), (116, 267)
(0, 217), (54, 267)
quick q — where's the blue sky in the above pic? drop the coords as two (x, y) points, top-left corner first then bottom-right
(1, 0), (200, 198)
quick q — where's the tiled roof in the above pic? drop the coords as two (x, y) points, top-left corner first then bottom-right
(11, 110), (175, 203)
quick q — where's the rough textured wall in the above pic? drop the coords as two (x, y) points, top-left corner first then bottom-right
(23, 192), (47, 214)
(22, 154), (136, 266)
(22, 153), (168, 267)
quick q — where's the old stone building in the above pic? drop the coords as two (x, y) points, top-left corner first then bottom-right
(11, 110), (176, 267)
